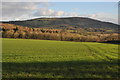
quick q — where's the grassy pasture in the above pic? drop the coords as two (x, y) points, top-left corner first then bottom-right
(2, 38), (119, 78)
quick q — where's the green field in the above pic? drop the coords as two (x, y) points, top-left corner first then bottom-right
(2, 38), (119, 78)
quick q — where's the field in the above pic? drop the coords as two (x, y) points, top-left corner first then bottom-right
(2, 38), (119, 78)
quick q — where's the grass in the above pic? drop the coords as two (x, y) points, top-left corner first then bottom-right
(2, 38), (119, 78)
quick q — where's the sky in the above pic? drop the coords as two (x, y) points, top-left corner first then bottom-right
(0, 1), (119, 24)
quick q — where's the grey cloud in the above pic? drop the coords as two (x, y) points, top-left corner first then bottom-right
(2, 2), (39, 16)
(1, 2), (45, 21)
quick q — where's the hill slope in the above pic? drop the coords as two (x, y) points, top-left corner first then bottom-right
(2, 17), (119, 30)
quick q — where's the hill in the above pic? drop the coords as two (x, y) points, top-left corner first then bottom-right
(2, 17), (119, 30)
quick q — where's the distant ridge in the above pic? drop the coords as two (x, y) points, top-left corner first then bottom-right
(2, 17), (119, 30)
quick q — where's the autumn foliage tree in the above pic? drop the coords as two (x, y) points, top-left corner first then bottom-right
(1, 23), (119, 42)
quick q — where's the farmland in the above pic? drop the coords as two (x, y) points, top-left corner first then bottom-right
(2, 38), (119, 78)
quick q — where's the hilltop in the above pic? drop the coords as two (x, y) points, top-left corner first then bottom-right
(2, 17), (119, 31)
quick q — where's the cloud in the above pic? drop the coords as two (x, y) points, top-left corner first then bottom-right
(55, 11), (65, 16)
(1, 2), (50, 21)
(87, 13), (118, 24)
(1, 2), (40, 20)
(2, 0), (49, 2)
(34, 8), (55, 16)
(0, 2), (118, 24)
(33, 8), (79, 17)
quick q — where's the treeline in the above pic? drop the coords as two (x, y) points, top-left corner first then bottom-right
(1, 23), (119, 42)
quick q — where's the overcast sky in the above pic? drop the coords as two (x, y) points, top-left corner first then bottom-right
(0, 1), (118, 24)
